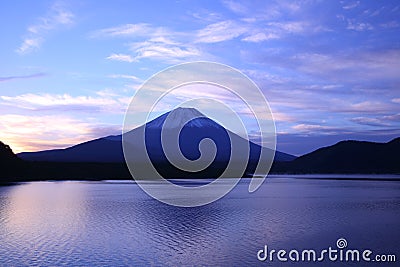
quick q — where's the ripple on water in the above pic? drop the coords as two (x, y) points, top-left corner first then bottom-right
(0, 178), (399, 266)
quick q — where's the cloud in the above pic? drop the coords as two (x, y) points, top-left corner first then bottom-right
(16, 1), (74, 54)
(343, 1), (360, 10)
(380, 21), (400, 28)
(91, 23), (154, 37)
(350, 117), (390, 127)
(268, 21), (309, 33)
(392, 98), (400, 104)
(347, 19), (373, 31)
(223, 1), (301, 21)
(0, 93), (127, 113)
(116, 41), (203, 64)
(96, 17), (322, 64)
(129, 38), (202, 63)
(106, 53), (135, 63)
(350, 113), (400, 127)
(382, 113), (400, 121)
(188, 9), (223, 23)
(0, 114), (120, 153)
(91, 23), (174, 41)
(108, 74), (142, 82)
(0, 91), (132, 152)
(196, 20), (247, 43)
(347, 101), (396, 113)
(222, 0), (248, 14)
(241, 21), (320, 43)
(17, 38), (43, 54)
(0, 72), (46, 82)
(292, 123), (336, 132)
(275, 50), (400, 82)
(242, 33), (279, 42)
(96, 24), (204, 63)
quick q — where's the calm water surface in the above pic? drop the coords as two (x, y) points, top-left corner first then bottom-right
(0, 176), (399, 266)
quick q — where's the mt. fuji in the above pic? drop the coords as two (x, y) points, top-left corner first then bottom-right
(18, 107), (295, 177)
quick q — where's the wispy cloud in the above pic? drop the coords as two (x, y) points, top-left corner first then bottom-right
(196, 20), (247, 43)
(268, 21), (309, 33)
(0, 72), (46, 82)
(129, 38), (202, 63)
(343, 1), (360, 10)
(223, 0), (301, 21)
(346, 19), (373, 31)
(91, 23), (154, 37)
(222, 0), (248, 15)
(350, 117), (390, 127)
(350, 113), (400, 127)
(95, 16), (323, 64)
(0, 93), (127, 113)
(0, 114), (120, 153)
(242, 33), (279, 42)
(108, 74), (142, 82)
(241, 21), (314, 43)
(106, 53), (135, 63)
(258, 49), (400, 82)
(96, 23), (204, 63)
(380, 21), (400, 28)
(292, 123), (336, 132)
(16, 1), (74, 54)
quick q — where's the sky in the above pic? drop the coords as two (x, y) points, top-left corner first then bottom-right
(0, 0), (399, 156)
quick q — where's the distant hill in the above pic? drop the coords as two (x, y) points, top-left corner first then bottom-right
(4, 108), (400, 181)
(1, 136), (400, 183)
(0, 141), (18, 162)
(0, 141), (22, 182)
(18, 108), (296, 167)
(0, 140), (131, 182)
(3, 107), (298, 182)
(273, 138), (400, 174)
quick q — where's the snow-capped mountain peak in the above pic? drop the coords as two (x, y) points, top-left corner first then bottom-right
(145, 107), (221, 129)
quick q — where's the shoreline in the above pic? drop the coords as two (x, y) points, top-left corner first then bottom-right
(2, 174), (400, 185)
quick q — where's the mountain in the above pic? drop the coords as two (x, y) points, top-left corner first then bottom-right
(3, 129), (400, 182)
(273, 137), (400, 173)
(18, 108), (296, 169)
(0, 141), (19, 163)
(0, 141), (22, 182)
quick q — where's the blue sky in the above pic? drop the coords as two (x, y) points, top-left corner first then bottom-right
(0, 0), (399, 155)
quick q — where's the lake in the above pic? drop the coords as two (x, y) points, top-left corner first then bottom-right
(0, 176), (399, 266)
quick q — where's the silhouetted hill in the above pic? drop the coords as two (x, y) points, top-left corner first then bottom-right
(0, 141), (23, 182)
(19, 137), (124, 162)
(273, 138), (400, 174)
(2, 136), (400, 183)
(0, 141), (18, 162)
(3, 108), (400, 182)
(0, 141), (131, 183)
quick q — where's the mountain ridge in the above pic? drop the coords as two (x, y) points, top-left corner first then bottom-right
(273, 137), (400, 173)
(1, 137), (399, 183)
(18, 107), (296, 163)
(2, 107), (399, 182)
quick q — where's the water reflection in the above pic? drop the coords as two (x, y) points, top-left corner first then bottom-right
(0, 177), (399, 266)
(0, 182), (90, 266)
